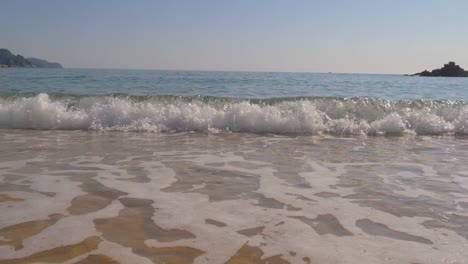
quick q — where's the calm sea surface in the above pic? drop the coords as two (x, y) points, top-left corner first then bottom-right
(0, 68), (467, 264)
(1, 68), (468, 99)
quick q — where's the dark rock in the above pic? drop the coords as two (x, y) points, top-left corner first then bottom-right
(412, 62), (468, 77)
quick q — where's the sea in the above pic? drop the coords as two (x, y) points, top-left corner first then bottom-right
(0, 68), (467, 264)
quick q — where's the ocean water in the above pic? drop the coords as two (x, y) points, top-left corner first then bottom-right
(0, 68), (468, 135)
(0, 68), (467, 264)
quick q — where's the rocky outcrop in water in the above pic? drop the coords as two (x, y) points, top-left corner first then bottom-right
(413, 62), (468, 77)
(0, 48), (63, 68)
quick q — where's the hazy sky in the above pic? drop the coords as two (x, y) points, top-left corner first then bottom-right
(1, 0), (467, 73)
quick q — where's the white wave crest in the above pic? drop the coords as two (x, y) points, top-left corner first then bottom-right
(0, 94), (466, 135)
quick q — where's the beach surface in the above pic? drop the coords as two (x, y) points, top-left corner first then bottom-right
(1, 130), (467, 264)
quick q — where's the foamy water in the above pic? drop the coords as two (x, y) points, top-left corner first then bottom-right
(0, 93), (467, 135)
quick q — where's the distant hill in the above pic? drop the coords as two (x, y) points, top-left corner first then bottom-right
(27, 57), (63, 68)
(0, 49), (31, 67)
(413, 62), (468, 77)
(0, 48), (63, 68)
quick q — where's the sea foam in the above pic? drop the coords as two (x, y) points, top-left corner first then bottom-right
(0, 93), (466, 135)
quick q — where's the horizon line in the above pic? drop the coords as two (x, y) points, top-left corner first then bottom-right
(60, 67), (410, 75)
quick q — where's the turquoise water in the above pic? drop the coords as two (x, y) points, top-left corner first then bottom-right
(2, 68), (468, 99)
(0, 68), (467, 134)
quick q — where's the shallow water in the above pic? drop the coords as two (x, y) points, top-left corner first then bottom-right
(0, 130), (467, 263)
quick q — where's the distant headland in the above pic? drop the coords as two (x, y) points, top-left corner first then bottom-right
(0, 48), (63, 68)
(412, 61), (468, 77)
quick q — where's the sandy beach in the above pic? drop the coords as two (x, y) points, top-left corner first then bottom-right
(1, 130), (467, 263)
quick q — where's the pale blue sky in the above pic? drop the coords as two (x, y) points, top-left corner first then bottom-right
(1, 0), (467, 73)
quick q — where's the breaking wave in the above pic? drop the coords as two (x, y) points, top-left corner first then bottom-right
(0, 93), (467, 135)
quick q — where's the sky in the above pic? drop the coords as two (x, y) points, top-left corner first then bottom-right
(1, 0), (468, 74)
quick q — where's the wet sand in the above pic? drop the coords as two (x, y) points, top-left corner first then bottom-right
(0, 130), (467, 263)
